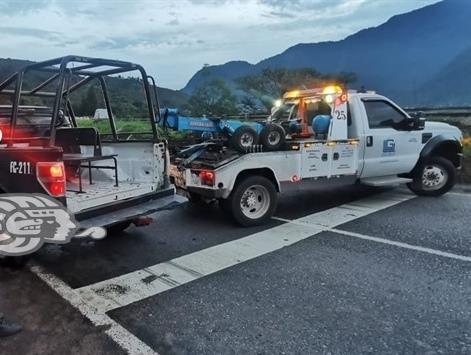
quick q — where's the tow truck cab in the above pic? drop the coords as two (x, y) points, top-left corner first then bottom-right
(0, 56), (185, 232)
(173, 87), (463, 227)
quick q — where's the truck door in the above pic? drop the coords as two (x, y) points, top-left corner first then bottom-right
(360, 98), (421, 177)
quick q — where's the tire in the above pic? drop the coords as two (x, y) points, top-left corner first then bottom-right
(106, 221), (132, 235)
(229, 125), (258, 153)
(407, 156), (456, 197)
(226, 175), (278, 227)
(188, 192), (203, 204)
(259, 123), (286, 151)
(0, 255), (30, 269)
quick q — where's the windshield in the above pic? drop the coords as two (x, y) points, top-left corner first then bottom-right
(270, 96), (334, 123)
(0, 105), (53, 127)
(269, 102), (298, 121)
(0, 105), (57, 142)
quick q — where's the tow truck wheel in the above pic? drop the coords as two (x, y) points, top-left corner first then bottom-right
(260, 123), (286, 151)
(230, 126), (258, 153)
(407, 156), (456, 196)
(228, 175), (278, 226)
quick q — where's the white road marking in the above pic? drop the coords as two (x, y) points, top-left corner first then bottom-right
(76, 222), (321, 313)
(30, 263), (158, 355)
(448, 191), (471, 197)
(30, 188), (468, 354)
(275, 191), (413, 229)
(330, 228), (471, 262)
(75, 191), (414, 313)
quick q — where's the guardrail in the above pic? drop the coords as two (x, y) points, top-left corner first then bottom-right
(404, 107), (471, 117)
(224, 108), (471, 120)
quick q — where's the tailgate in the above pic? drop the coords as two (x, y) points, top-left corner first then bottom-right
(0, 146), (63, 194)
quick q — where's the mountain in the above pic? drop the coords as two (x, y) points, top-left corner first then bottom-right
(0, 58), (189, 115)
(183, 0), (471, 106)
(184, 61), (256, 93)
(416, 47), (471, 106)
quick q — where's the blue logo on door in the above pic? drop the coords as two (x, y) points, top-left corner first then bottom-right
(383, 139), (395, 153)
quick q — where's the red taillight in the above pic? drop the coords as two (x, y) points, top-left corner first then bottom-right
(36, 162), (66, 197)
(200, 170), (215, 186)
(49, 165), (63, 178)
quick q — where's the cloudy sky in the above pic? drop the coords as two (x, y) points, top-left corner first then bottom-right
(0, 0), (438, 89)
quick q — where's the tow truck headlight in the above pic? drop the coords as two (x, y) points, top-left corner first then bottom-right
(36, 162), (66, 197)
(274, 99), (283, 108)
(199, 170), (215, 187)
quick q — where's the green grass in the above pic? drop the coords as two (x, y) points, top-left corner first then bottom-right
(78, 119), (112, 133)
(464, 144), (471, 158)
(77, 118), (187, 141)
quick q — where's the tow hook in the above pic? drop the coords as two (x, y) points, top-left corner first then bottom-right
(132, 216), (153, 227)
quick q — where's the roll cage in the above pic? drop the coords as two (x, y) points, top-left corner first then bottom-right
(0, 55), (161, 146)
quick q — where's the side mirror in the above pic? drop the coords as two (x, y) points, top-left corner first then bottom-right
(416, 116), (426, 130)
(407, 112), (426, 130)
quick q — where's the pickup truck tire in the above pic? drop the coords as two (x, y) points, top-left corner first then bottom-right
(259, 124), (286, 151)
(407, 156), (456, 196)
(188, 192), (203, 204)
(0, 255), (30, 269)
(106, 221), (132, 235)
(230, 126), (258, 153)
(227, 175), (278, 226)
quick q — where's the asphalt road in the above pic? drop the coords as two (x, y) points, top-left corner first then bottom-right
(1, 184), (470, 355)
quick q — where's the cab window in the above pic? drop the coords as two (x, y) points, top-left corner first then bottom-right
(363, 100), (406, 129)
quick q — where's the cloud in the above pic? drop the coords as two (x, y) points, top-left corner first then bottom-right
(89, 30), (205, 51)
(166, 18), (180, 26)
(259, 0), (343, 11)
(262, 11), (296, 19)
(0, 0), (439, 89)
(0, 0), (50, 14)
(0, 26), (60, 40)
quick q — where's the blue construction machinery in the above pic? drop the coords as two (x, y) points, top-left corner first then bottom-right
(157, 108), (287, 152)
(156, 86), (347, 152)
(158, 108), (259, 136)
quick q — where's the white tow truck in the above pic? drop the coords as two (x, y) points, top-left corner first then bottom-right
(172, 86), (463, 226)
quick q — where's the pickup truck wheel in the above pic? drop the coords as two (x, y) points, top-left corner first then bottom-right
(188, 192), (203, 204)
(230, 126), (258, 153)
(229, 176), (278, 226)
(106, 221), (132, 236)
(260, 123), (286, 151)
(407, 156), (456, 196)
(0, 255), (30, 269)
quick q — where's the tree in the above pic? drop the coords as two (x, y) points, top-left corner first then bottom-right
(239, 95), (260, 113)
(186, 79), (238, 116)
(236, 68), (357, 110)
(78, 86), (99, 116)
